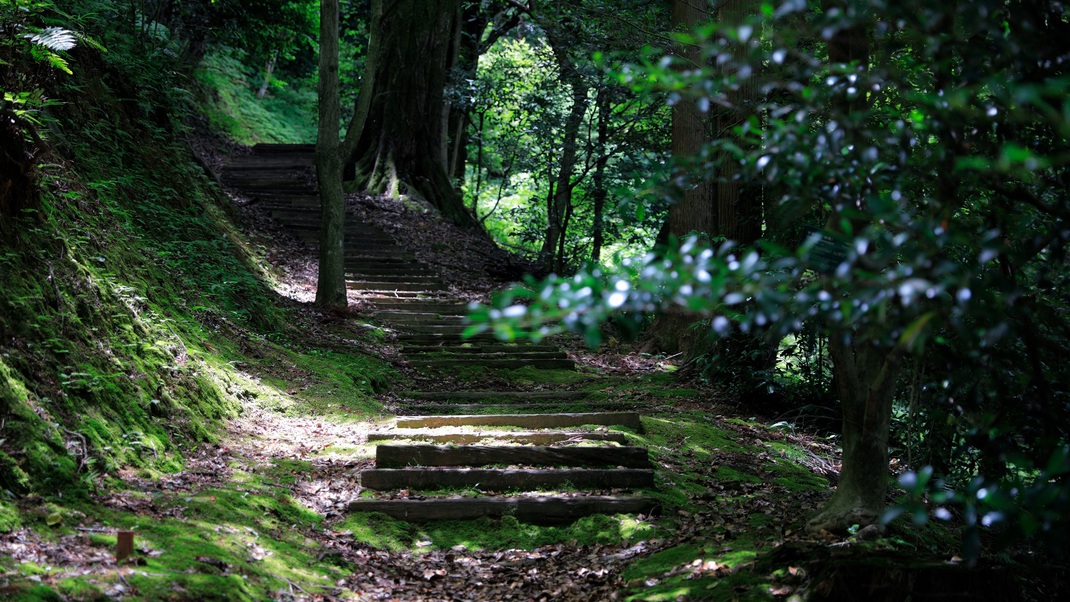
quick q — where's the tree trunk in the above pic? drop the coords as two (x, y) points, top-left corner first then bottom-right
(539, 44), (589, 271)
(257, 53), (277, 100)
(646, 0), (762, 354)
(591, 89), (611, 264)
(806, 0), (886, 533)
(715, 0), (762, 244)
(315, 0), (347, 308)
(344, 0), (479, 230)
(808, 338), (902, 532)
(665, 0), (716, 240)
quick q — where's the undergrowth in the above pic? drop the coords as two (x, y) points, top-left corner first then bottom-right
(0, 0), (386, 548)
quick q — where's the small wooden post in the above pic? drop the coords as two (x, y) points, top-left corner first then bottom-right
(116, 531), (134, 562)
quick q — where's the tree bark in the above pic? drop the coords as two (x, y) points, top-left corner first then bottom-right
(257, 53), (276, 100)
(591, 88), (611, 263)
(715, 0), (762, 244)
(808, 337), (902, 532)
(666, 0), (716, 240)
(539, 41), (589, 271)
(806, 0), (889, 533)
(315, 0), (347, 308)
(344, 0), (479, 230)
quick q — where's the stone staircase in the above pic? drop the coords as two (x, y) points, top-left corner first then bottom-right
(222, 144), (659, 523)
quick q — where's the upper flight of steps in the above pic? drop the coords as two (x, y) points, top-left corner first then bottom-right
(222, 144), (575, 373)
(222, 144), (658, 523)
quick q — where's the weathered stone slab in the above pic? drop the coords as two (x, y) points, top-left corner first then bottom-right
(361, 468), (655, 490)
(395, 412), (643, 431)
(376, 444), (649, 469)
(348, 495), (660, 523)
(367, 431), (629, 445)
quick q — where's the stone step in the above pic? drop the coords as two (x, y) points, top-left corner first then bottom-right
(347, 274), (445, 284)
(398, 391), (589, 402)
(352, 291), (452, 300)
(397, 402), (636, 415)
(407, 358), (574, 370)
(251, 143), (316, 154)
(367, 431), (629, 445)
(342, 266), (438, 276)
(361, 468), (655, 491)
(348, 495), (660, 523)
(376, 445), (650, 469)
(366, 301), (468, 313)
(375, 311), (466, 321)
(400, 344), (562, 354)
(345, 255), (421, 264)
(347, 281), (448, 292)
(392, 335), (508, 346)
(396, 412), (644, 431)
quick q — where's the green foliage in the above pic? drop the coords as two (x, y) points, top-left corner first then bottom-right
(460, 4), (670, 269)
(194, 48), (317, 145)
(470, 0), (1070, 555)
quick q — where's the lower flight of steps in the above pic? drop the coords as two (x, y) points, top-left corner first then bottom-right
(350, 411), (659, 523)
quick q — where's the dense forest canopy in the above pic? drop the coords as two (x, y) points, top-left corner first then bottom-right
(1, 0), (1069, 594)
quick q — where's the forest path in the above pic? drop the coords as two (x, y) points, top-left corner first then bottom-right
(222, 144), (660, 523)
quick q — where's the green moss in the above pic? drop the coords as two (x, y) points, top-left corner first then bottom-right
(714, 466), (762, 484)
(55, 578), (106, 601)
(9, 585), (63, 602)
(0, 501), (20, 533)
(339, 512), (665, 552)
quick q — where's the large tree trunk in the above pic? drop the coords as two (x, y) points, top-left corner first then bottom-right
(344, 0), (479, 230)
(808, 338), (902, 532)
(715, 0), (762, 243)
(665, 0), (716, 240)
(646, 0), (762, 355)
(315, 0), (347, 308)
(806, 1), (887, 533)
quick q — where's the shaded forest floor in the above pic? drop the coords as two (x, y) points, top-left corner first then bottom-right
(3, 146), (1066, 602)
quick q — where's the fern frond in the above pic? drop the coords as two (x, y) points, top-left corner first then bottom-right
(46, 52), (72, 74)
(26, 27), (77, 52)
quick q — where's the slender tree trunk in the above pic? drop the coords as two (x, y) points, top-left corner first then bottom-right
(315, 0), (347, 308)
(591, 89), (611, 263)
(257, 53), (277, 100)
(344, 0), (479, 230)
(539, 46), (589, 270)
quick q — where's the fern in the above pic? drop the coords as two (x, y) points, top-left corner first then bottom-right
(26, 26), (77, 52)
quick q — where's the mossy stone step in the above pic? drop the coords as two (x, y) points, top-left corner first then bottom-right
(347, 281), (448, 292)
(348, 495), (659, 523)
(407, 358), (574, 370)
(367, 431), (628, 445)
(376, 444), (650, 469)
(395, 412), (644, 432)
(398, 390), (590, 402)
(345, 256), (421, 264)
(251, 142), (316, 154)
(365, 301), (468, 313)
(350, 292), (451, 301)
(401, 344), (563, 355)
(361, 468), (655, 491)
(397, 402), (637, 415)
(375, 311), (466, 321)
(346, 275), (445, 285)
(346, 266), (438, 276)
(393, 334), (499, 344)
